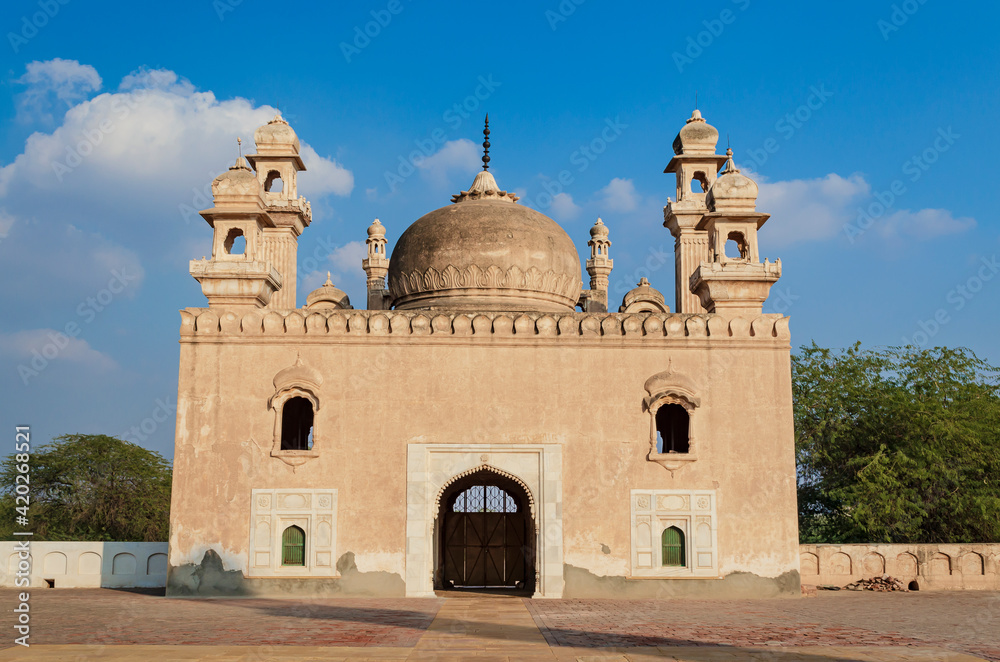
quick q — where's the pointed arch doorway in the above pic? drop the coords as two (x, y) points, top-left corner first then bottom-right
(435, 468), (535, 593)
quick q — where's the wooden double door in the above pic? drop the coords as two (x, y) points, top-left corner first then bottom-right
(440, 479), (530, 589)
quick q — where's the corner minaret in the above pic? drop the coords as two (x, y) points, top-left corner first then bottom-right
(662, 109), (729, 313)
(189, 149), (282, 310)
(689, 149), (781, 315)
(362, 219), (391, 310)
(245, 112), (311, 309)
(580, 218), (613, 313)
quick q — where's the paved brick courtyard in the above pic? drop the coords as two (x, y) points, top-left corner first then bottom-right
(525, 592), (1000, 659)
(0, 588), (997, 660)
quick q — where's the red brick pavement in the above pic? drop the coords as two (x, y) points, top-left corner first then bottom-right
(1, 589), (441, 648)
(525, 592), (1000, 661)
(3, 588), (999, 660)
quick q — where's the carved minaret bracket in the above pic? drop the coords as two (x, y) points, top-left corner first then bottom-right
(663, 109), (729, 314)
(580, 218), (613, 313)
(362, 219), (391, 310)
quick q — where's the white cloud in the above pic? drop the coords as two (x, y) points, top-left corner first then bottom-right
(0, 61), (353, 309)
(878, 208), (976, 240)
(300, 145), (354, 197)
(118, 67), (194, 95)
(757, 173), (870, 246)
(16, 58), (102, 122)
(757, 173), (975, 247)
(549, 192), (581, 220)
(0, 210), (14, 238)
(0, 328), (118, 371)
(595, 177), (640, 213)
(329, 240), (366, 273)
(417, 139), (480, 187)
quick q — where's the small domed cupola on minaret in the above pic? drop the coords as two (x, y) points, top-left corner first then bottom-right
(190, 143), (282, 310)
(663, 108), (730, 314)
(245, 111), (312, 309)
(362, 219), (391, 310)
(690, 149), (781, 316)
(579, 218), (614, 313)
(189, 142), (283, 310)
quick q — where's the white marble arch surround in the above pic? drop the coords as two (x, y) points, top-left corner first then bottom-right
(405, 444), (563, 598)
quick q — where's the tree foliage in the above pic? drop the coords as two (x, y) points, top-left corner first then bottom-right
(794, 343), (1000, 544)
(0, 434), (171, 542)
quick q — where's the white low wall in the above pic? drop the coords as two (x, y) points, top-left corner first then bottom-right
(800, 543), (1000, 590)
(0, 541), (168, 589)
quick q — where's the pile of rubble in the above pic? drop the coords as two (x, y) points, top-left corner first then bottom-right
(843, 575), (909, 592)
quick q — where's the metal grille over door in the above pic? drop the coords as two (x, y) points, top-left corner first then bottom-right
(282, 525), (305, 566)
(662, 526), (685, 567)
(442, 484), (526, 588)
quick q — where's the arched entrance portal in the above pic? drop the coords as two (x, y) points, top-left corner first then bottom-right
(435, 469), (535, 592)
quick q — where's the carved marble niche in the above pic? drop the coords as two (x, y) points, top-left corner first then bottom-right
(643, 363), (700, 474)
(248, 488), (338, 577)
(630, 489), (718, 578)
(268, 354), (322, 466)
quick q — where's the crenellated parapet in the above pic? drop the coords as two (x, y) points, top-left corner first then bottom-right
(179, 308), (790, 344)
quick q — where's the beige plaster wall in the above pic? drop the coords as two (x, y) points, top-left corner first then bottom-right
(799, 543), (1000, 591)
(168, 309), (799, 597)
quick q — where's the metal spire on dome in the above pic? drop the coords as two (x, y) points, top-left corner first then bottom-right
(482, 114), (490, 171)
(450, 117), (519, 203)
(231, 137), (249, 169)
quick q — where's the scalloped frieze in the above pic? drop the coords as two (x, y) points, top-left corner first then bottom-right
(389, 263), (579, 300)
(180, 308), (791, 344)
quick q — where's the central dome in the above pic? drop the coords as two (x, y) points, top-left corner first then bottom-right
(388, 171), (582, 312)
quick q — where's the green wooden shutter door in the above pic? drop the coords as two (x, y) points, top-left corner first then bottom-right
(662, 527), (685, 567)
(282, 526), (305, 566)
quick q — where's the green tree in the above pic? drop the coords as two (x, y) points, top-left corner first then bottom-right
(793, 343), (1000, 544)
(0, 434), (172, 542)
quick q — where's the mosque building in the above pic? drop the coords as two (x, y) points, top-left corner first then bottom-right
(167, 109), (798, 598)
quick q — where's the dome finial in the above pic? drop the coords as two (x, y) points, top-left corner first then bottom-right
(722, 147), (738, 174)
(482, 114), (491, 171)
(324, 271), (332, 286)
(230, 137), (250, 170)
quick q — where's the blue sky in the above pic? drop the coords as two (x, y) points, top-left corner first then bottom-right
(1, 0), (998, 459)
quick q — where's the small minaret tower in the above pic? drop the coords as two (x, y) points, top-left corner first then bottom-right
(689, 148), (781, 315)
(581, 218), (613, 313)
(362, 219), (390, 310)
(245, 112), (311, 309)
(662, 109), (729, 313)
(189, 142), (282, 310)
